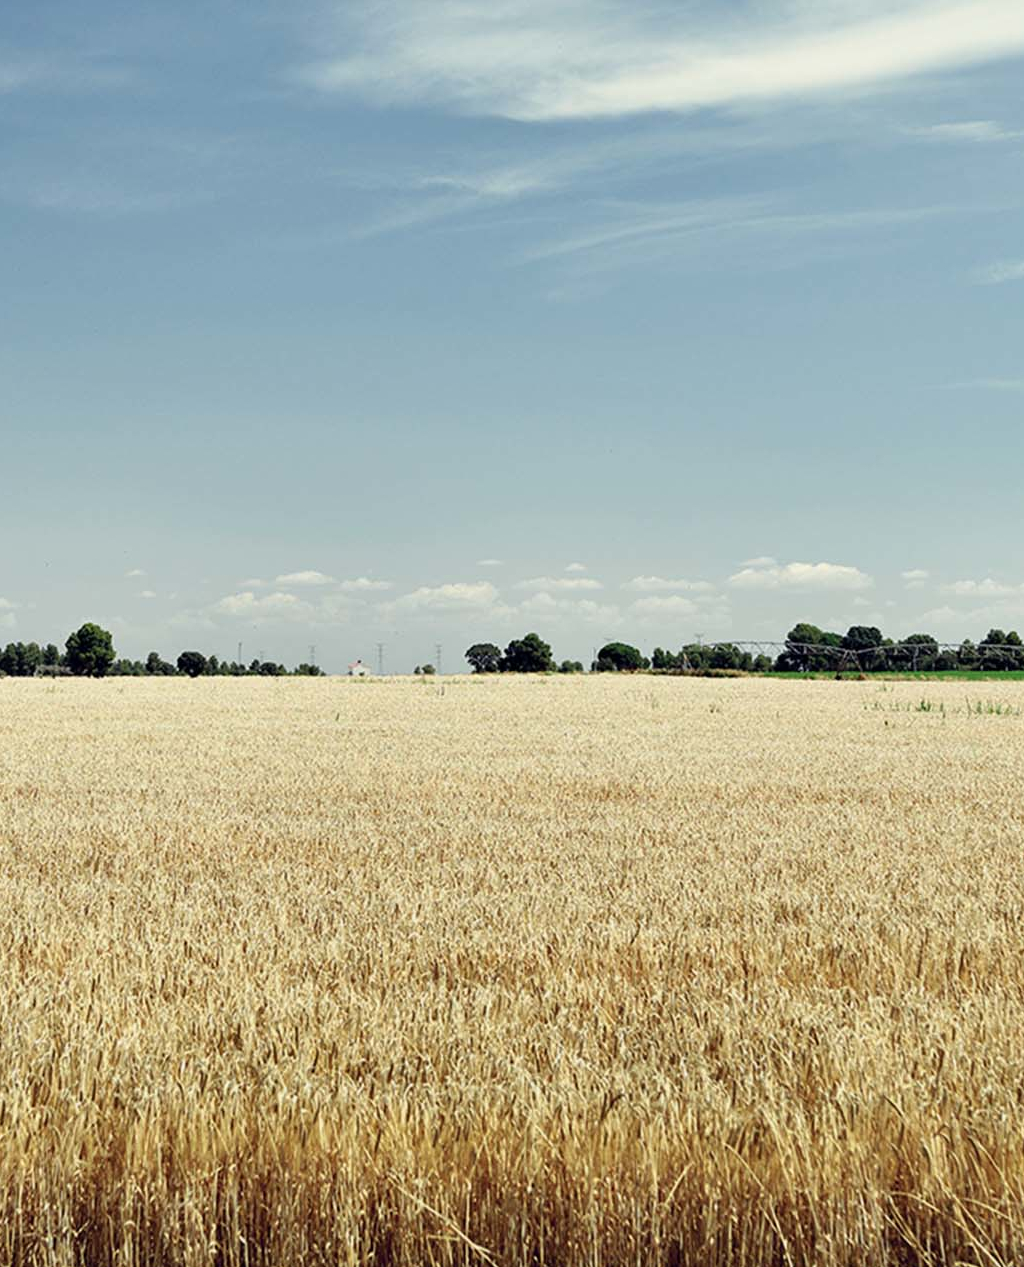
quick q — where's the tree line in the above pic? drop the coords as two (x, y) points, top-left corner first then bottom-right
(0, 624), (323, 678)
(465, 625), (1024, 674)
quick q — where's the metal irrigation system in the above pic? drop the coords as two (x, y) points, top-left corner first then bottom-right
(686, 640), (1024, 672)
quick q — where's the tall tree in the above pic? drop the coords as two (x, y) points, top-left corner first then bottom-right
(65, 624), (115, 677)
(502, 633), (555, 673)
(465, 643), (503, 673)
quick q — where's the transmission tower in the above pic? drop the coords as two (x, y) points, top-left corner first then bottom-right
(376, 642), (385, 676)
(435, 643), (443, 676)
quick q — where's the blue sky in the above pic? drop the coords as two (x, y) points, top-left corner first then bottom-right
(2, 0), (1023, 671)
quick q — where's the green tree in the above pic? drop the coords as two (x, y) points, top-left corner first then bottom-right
(65, 623), (115, 677)
(295, 663), (324, 676)
(594, 642), (646, 672)
(177, 650), (208, 678)
(42, 644), (60, 667)
(558, 660), (584, 673)
(502, 633), (555, 673)
(465, 643), (503, 673)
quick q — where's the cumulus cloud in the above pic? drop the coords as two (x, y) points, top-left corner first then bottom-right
(519, 592), (620, 624)
(139, 590), (157, 599)
(739, 556), (778, 568)
(565, 562), (588, 572)
(275, 570), (336, 586)
(339, 576), (393, 592)
(213, 591), (315, 620)
(393, 581), (505, 613)
(516, 576), (603, 592)
(622, 576), (715, 593)
(902, 569), (930, 582)
(728, 561), (874, 591)
(299, 0), (1024, 123)
(629, 595), (699, 616)
(0, 597), (17, 610)
(124, 568), (146, 578)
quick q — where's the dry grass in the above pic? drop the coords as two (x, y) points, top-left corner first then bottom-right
(2, 674), (1024, 1266)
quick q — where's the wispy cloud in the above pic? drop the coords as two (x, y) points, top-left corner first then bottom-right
(908, 120), (1023, 144)
(516, 576), (603, 592)
(973, 260), (1024, 285)
(339, 577), (393, 592)
(299, 1), (1024, 123)
(275, 570), (337, 586)
(565, 562), (588, 573)
(941, 578), (1024, 598)
(622, 576), (714, 593)
(524, 197), (965, 274)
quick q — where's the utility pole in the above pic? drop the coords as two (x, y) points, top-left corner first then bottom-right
(376, 642), (385, 676)
(237, 641), (242, 665)
(309, 645), (317, 669)
(435, 643), (443, 676)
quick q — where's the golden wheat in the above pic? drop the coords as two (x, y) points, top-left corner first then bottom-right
(2, 674), (1024, 1266)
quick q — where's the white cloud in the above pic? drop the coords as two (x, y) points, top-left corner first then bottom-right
(139, 590), (157, 599)
(516, 576), (603, 592)
(739, 556), (778, 569)
(728, 561), (874, 591)
(300, 1), (1024, 122)
(565, 562), (588, 572)
(476, 558), (503, 567)
(213, 591), (315, 620)
(519, 592), (621, 624)
(393, 581), (505, 613)
(622, 575), (714, 593)
(974, 260), (1024, 285)
(275, 570), (336, 586)
(941, 578), (1023, 598)
(338, 576), (392, 592)
(630, 595), (699, 616)
(0, 597), (17, 610)
(125, 568), (146, 578)
(902, 569), (930, 581)
(909, 120), (1022, 144)
(238, 577), (268, 588)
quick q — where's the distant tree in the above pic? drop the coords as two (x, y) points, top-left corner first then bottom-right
(65, 623), (115, 677)
(42, 644), (60, 667)
(177, 650), (208, 678)
(558, 660), (584, 673)
(145, 650), (176, 675)
(420, 663), (436, 676)
(295, 663), (324, 676)
(958, 639), (979, 668)
(502, 633), (555, 673)
(257, 660), (285, 676)
(206, 655), (220, 675)
(0, 642), (42, 676)
(752, 654), (773, 673)
(776, 623), (841, 672)
(895, 634), (939, 672)
(594, 642), (646, 672)
(465, 643), (503, 674)
(651, 647), (681, 670)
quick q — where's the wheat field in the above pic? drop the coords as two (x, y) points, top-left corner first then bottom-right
(2, 674), (1024, 1267)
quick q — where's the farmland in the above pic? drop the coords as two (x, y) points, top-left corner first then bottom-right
(2, 675), (1024, 1267)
